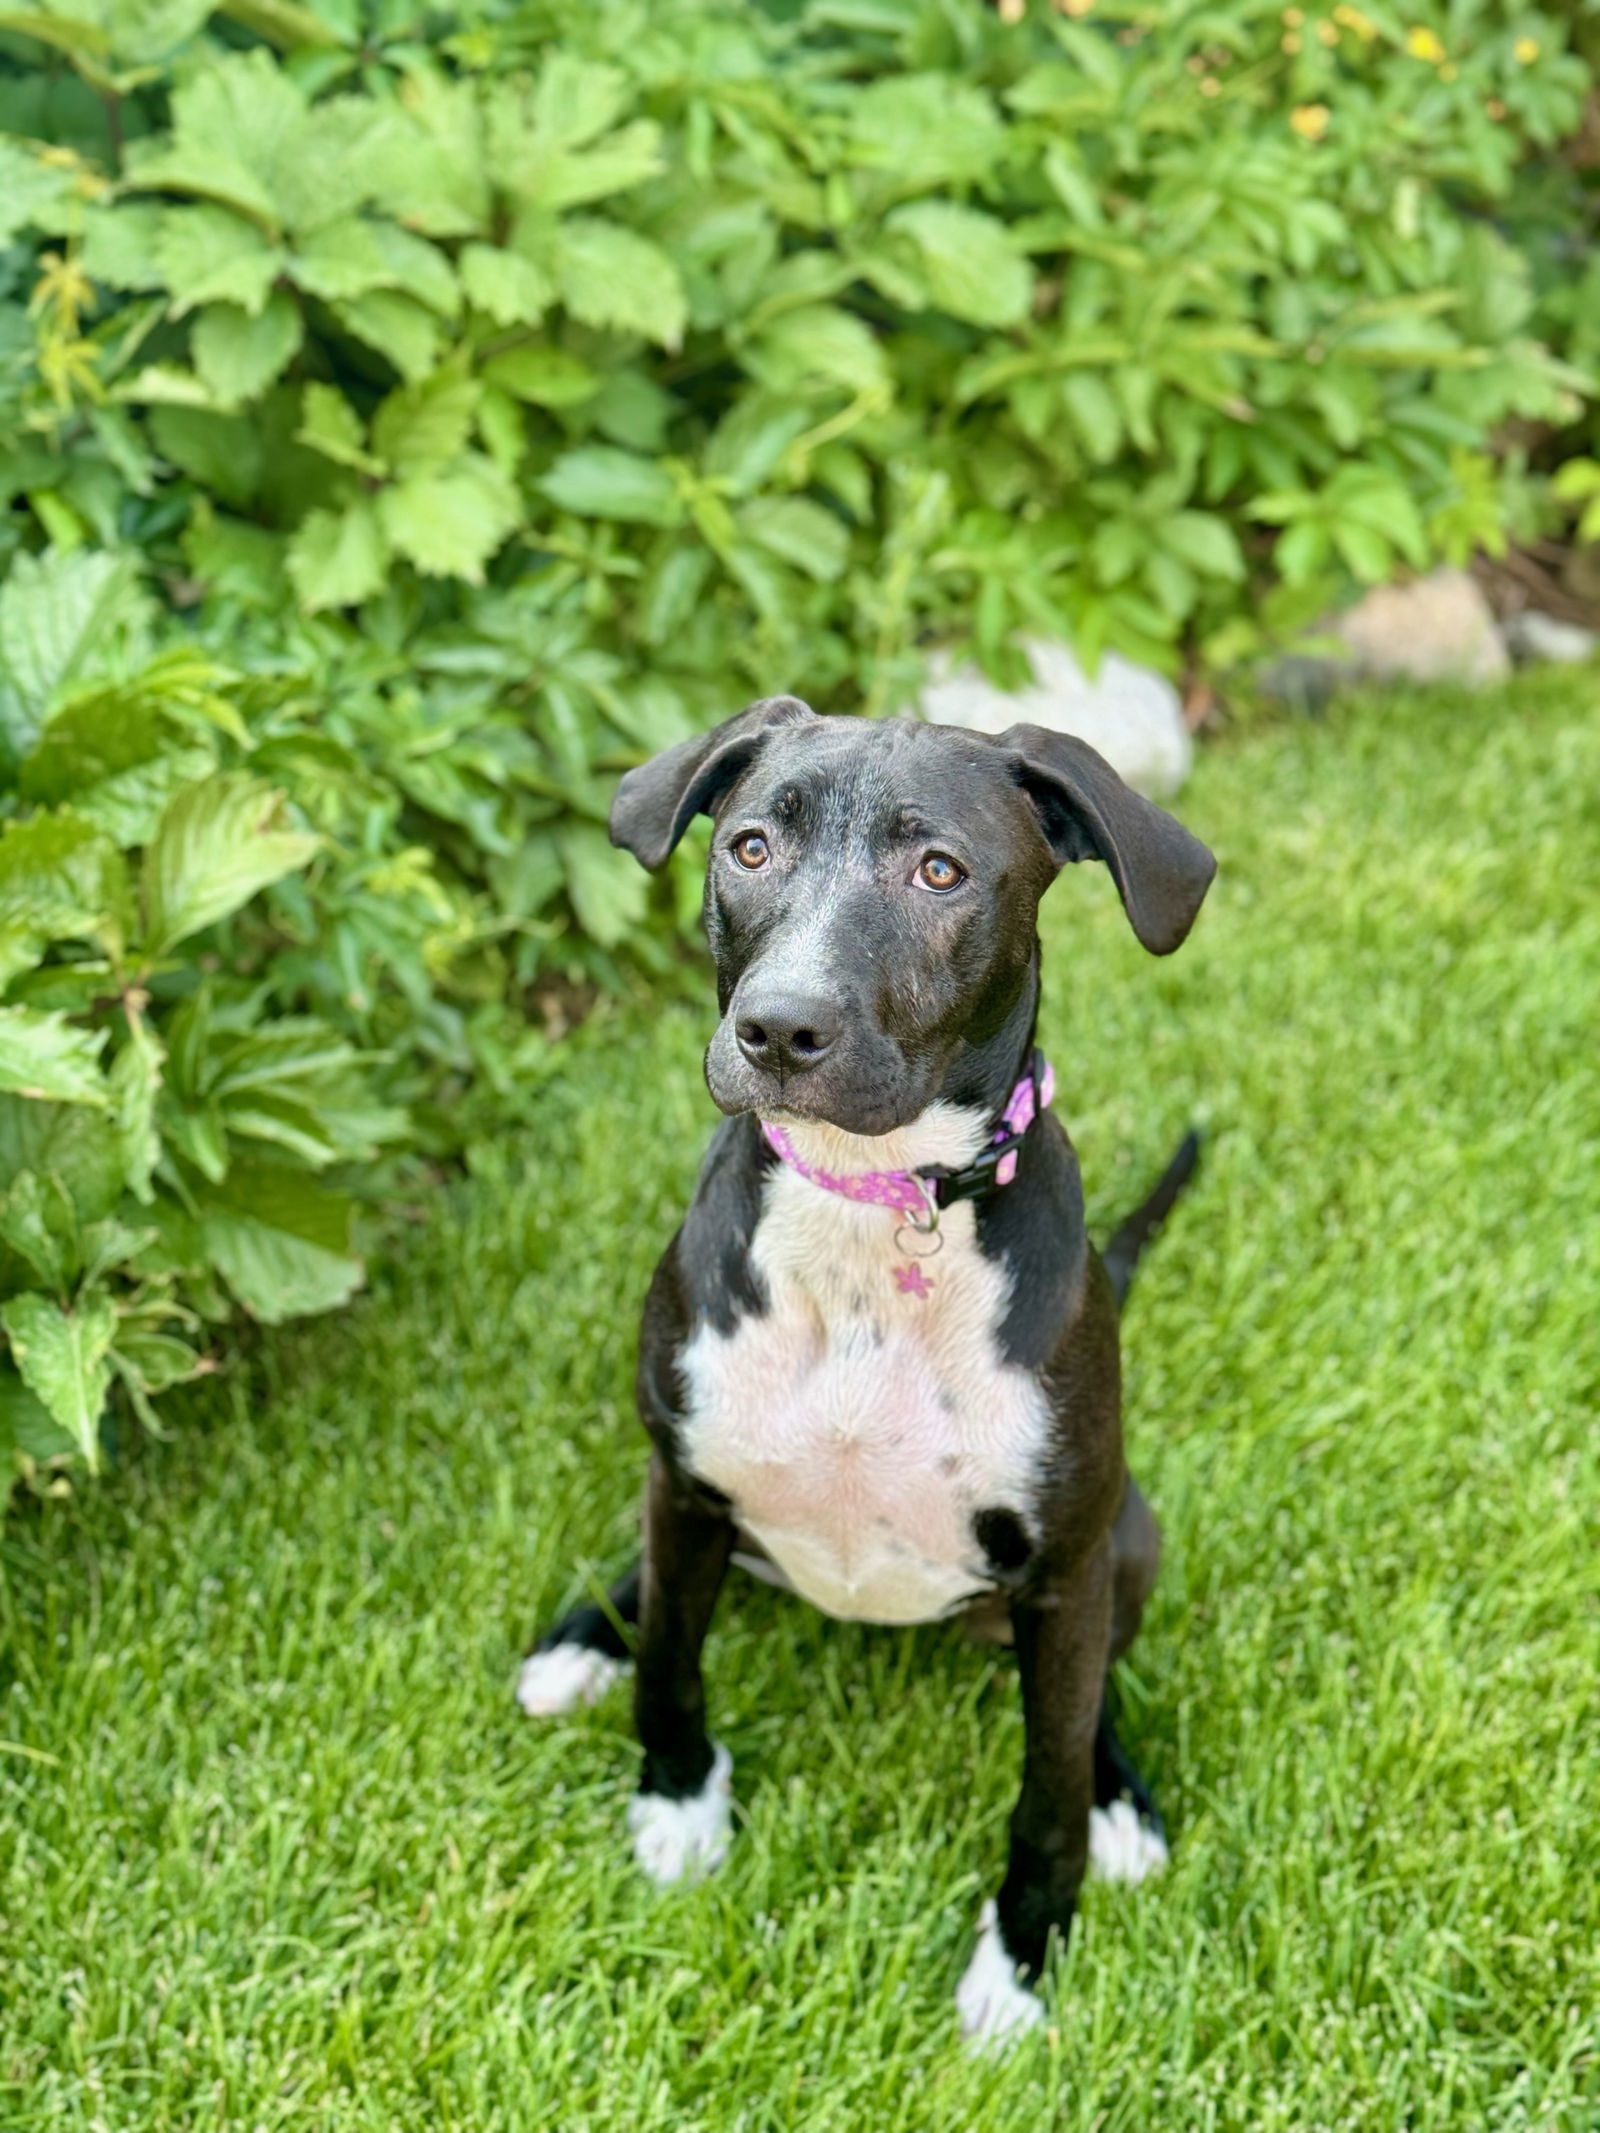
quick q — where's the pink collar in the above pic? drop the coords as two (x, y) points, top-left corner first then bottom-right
(760, 1054), (1055, 1232)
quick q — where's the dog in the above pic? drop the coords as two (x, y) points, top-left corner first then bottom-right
(517, 696), (1215, 2042)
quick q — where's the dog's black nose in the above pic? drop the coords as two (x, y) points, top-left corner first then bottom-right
(735, 991), (842, 1076)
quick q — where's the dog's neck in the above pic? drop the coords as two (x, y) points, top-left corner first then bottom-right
(764, 956), (1041, 1179)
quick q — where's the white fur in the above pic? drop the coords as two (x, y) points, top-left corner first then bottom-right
(956, 1899), (1045, 2045)
(1088, 1798), (1169, 1885)
(627, 1742), (735, 1885)
(679, 1104), (1051, 1626)
(515, 1643), (625, 1718)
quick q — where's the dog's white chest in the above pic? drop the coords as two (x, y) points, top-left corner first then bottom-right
(679, 1121), (1049, 1625)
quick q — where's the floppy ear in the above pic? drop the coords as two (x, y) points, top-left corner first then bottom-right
(998, 723), (1216, 955)
(609, 696), (817, 871)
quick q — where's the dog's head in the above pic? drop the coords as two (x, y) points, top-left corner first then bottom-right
(611, 698), (1214, 1135)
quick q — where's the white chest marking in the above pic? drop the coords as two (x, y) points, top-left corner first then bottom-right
(679, 1106), (1050, 1626)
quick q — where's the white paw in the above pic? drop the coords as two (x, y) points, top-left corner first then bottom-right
(955, 1899), (1045, 2047)
(1088, 1798), (1169, 1886)
(515, 1643), (625, 1718)
(627, 1742), (734, 1885)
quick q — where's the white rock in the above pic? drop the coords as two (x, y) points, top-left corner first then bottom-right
(1332, 569), (1509, 686)
(1503, 608), (1598, 667)
(915, 638), (1193, 798)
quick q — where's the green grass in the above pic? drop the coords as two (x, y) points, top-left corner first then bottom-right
(3, 670), (1599, 2133)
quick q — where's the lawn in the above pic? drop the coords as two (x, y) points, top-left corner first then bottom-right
(2, 671), (1597, 2133)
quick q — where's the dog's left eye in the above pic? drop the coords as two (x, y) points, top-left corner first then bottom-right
(916, 853), (965, 892)
(731, 832), (770, 870)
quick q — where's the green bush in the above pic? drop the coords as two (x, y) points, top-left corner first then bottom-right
(0, 0), (1594, 1467)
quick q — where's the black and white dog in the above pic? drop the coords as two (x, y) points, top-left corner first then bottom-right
(518, 697), (1215, 2042)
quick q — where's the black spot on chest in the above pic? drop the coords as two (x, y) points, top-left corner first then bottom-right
(973, 1506), (1033, 1583)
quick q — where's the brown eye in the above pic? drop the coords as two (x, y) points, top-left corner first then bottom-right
(917, 852), (964, 892)
(732, 832), (770, 870)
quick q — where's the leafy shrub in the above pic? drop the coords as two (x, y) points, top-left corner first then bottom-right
(1, 0), (1593, 681)
(0, 0), (1595, 1467)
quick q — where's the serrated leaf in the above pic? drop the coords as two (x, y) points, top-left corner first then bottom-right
(368, 223), (458, 318)
(481, 346), (598, 408)
(371, 366), (479, 480)
(80, 201), (166, 291)
(0, 1096), (122, 1220)
(21, 688), (216, 846)
(0, 549), (146, 758)
(330, 291), (444, 384)
(199, 1162), (362, 1321)
(289, 216), (398, 302)
(295, 382), (381, 475)
(0, 137), (77, 244)
(109, 1021), (163, 1204)
(125, 47), (303, 227)
(538, 446), (682, 527)
(557, 219), (686, 350)
(1, 1289), (115, 1467)
(191, 293), (303, 406)
(143, 774), (320, 955)
(378, 455), (520, 582)
(1159, 511), (1245, 581)
(737, 495), (850, 583)
(0, 1009), (106, 1108)
(155, 205), (284, 318)
(0, 813), (125, 986)
(286, 500), (388, 612)
(746, 305), (889, 397)
(0, 1169), (78, 1290)
(558, 823), (646, 948)
(460, 244), (553, 328)
(885, 202), (1031, 329)
(530, 55), (629, 150)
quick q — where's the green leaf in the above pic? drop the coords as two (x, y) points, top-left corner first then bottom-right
(1, 1289), (115, 1467)
(111, 1329), (201, 1396)
(289, 216), (399, 303)
(0, 813), (125, 986)
(481, 346), (598, 409)
(746, 306), (889, 397)
(556, 220), (687, 350)
(286, 500), (389, 613)
(558, 823), (647, 949)
(538, 446), (682, 527)
(21, 687), (216, 846)
(371, 367), (479, 480)
(0, 1169), (79, 1291)
(330, 292), (445, 384)
(199, 1162), (362, 1322)
(0, 1097), (123, 1220)
(109, 1022), (163, 1205)
(738, 496), (850, 583)
(80, 201), (167, 292)
(0, 549), (146, 762)
(0, 1362), (75, 1463)
(295, 383), (382, 476)
(0, 1008), (109, 1106)
(460, 244), (553, 328)
(149, 407), (263, 510)
(154, 205), (284, 318)
(377, 456), (520, 582)
(191, 293), (304, 406)
(142, 774), (320, 955)
(885, 203), (1031, 329)
(0, 137), (77, 244)
(1160, 511), (1246, 582)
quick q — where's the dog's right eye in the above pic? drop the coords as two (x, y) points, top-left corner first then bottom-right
(731, 832), (770, 870)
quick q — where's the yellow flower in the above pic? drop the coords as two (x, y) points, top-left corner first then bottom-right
(1281, 5), (1304, 21)
(1291, 102), (1331, 139)
(1406, 25), (1446, 61)
(1333, 3), (1378, 37)
(1058, 0), (1096, 16)
(1317, 19), (1339, 43)
(998, 0), (1025, 22)
(1514, 35), (1540, 63)
(1282, 30), (1303, 51)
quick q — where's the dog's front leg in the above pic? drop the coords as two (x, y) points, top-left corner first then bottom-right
(627, 1448), (737, 1886)
(957, 1545), (1112, 2044)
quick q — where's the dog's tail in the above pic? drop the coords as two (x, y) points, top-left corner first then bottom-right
(1102, 1128), (1201, 1310)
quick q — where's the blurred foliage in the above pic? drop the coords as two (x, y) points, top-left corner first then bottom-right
(0, 0), (1595, 1465)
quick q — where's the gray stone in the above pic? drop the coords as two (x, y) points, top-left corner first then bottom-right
(1502, 608), (1599, 667)
(914, 637), (1192, 798)
(1332, 568), (1509, 686)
